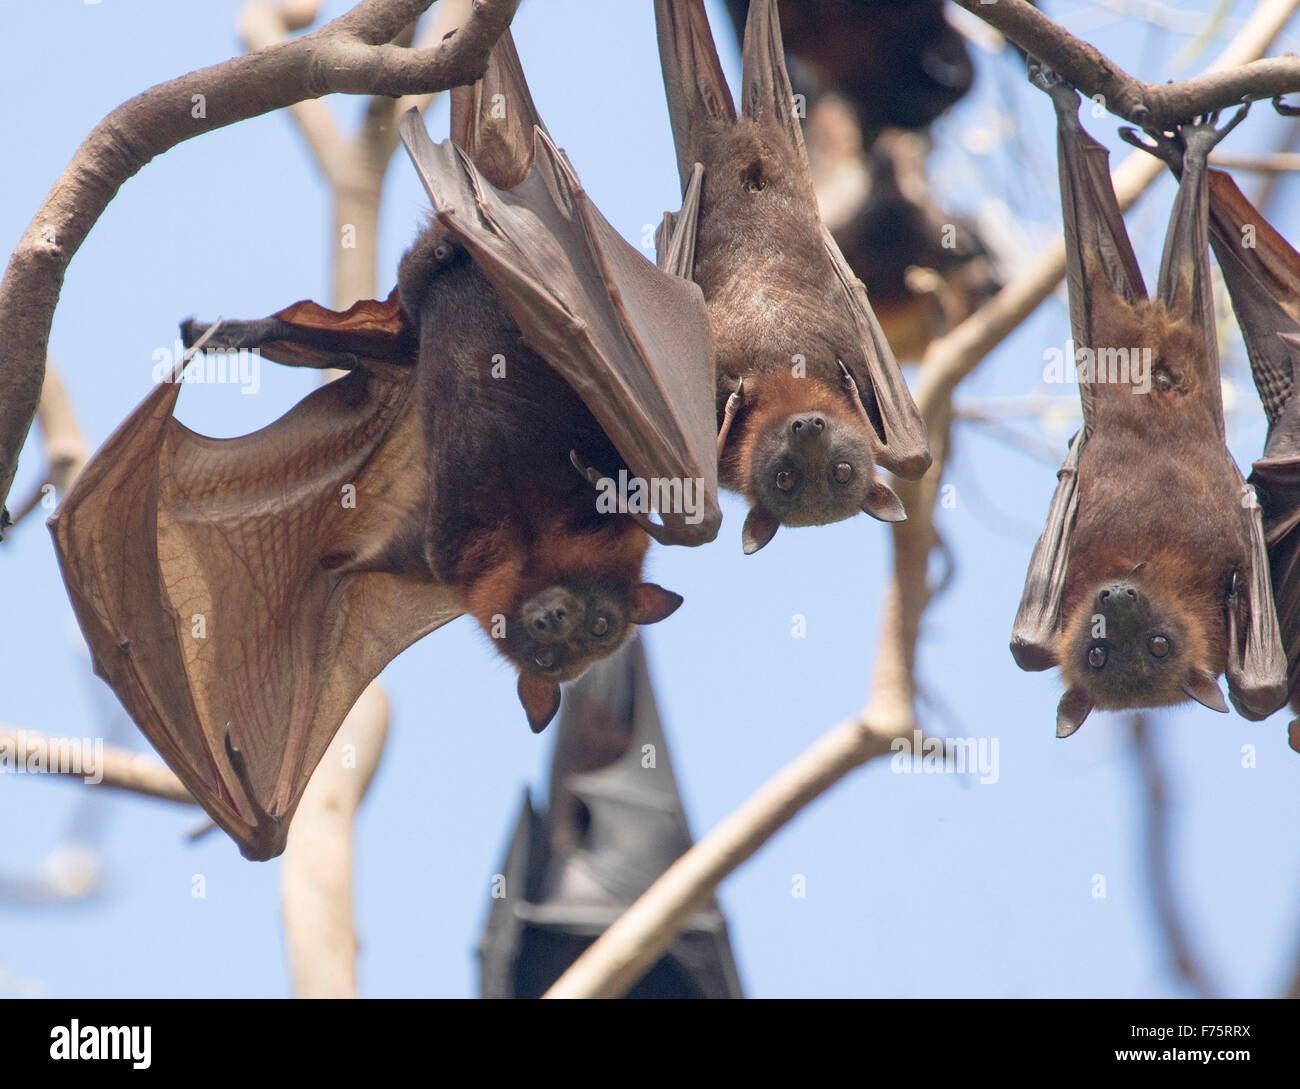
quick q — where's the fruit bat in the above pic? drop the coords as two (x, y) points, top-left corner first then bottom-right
(1123, 119), (1300, 752)
(1009, 67), (1287, 738)
(654, 0), (931, 554)
(47, 31), (719, 860)
(479, 634), (743, 999)
(721, 0), (974, 139)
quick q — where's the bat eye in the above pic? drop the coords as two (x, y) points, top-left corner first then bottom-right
(775, 470), (795, 492)
(591, 616), (610, 637)
(1088, 645), (1108, 669)
(742, 162), (766, 193)
(433, 241), (454, 262)
(1153, 367), (1173, 391)
(534, 649), (555, 670)
(1148, 635), (1170, 658)
(832, 462), (853, 484)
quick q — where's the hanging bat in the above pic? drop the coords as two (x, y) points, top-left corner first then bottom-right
(1009, 67), (1287, 738)
(654, 0), (931, 554)
(48, 31), (718, 860)
(721, 0), (974, 140)
(480, 634), (743, 999)
(1122, 119), (1300, 751)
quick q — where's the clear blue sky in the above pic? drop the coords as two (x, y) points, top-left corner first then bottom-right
(2, 0), (1299, 998)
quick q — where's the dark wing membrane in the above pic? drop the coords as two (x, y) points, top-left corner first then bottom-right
(49, 366), (462, 859)
(181, 290), (415, 380)
(400, 109), (720, 545)
(449, 28), (548, 191)
(655, 162), (704, 279)
(739, 0), (808, 166)
(824, 225), (931, 479)
(1042, 77), (1147, 434)
(655, 0), (738, 193)
(1011, 431), (1083, 671)
(1208, 169), (1300, 433)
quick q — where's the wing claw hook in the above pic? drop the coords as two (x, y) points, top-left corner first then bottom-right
(569, 449), (671, 543)
(716, 377), (744, 459)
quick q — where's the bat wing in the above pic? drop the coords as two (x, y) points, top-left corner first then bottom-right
(823, 226), (931, 479)
(654, 162), (704, 279)
(449, 28), (549, 191)
(1011, 431), (1083, 671)
(181, 290), (415, 381)
(654, 0), (737, 192)
(399, 108), (720, 545)
(49, 357), (462, 860)
(1036, 70), (1147, 435)
(1203, 169), (1300, 719)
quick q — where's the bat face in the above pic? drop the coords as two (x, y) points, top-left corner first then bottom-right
(492, 573), (683, 733)
(1059, 578), (1216, 711)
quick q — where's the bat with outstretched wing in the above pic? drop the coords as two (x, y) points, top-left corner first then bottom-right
(49, 30), (717, 859)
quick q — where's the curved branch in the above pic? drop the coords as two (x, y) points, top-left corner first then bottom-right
(955, 0), (1300, 127)
(0, 0), (520, 518)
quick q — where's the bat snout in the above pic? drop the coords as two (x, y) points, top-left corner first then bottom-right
(1095, 582), (1141, 613)
(788, 413), (828, 445)
(522, 588), (580, 642)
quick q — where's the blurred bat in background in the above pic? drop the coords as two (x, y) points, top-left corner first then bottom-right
(1010, 68), (1287, 738)
(49, 31), (718, 859)
(722, 0), (974, 139)
(479, 633), (743, 999)
(1126, 120), (1300, 751)
(655, 0), (930, 554)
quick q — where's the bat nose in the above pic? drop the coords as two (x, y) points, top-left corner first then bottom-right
(529, 606), (573, 637)
(1095, 582), (1141, 610)
(789, 414), (827, 442)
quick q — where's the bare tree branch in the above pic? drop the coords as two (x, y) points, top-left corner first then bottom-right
(0, 0), (520, 519)
(4, 359), (88, 532)
(0, 726), (193, 806)
(1131, 714), (1217, 997)
(956, 0), (1300, 127)
(542, 0), (1299, 1000)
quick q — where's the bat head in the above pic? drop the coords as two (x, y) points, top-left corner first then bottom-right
(727, 372), (904, 553)
(1057, 575), (1228, 737)
(498, 575), (683, 734)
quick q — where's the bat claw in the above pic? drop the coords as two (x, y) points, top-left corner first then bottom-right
(717, 378), (745, 457)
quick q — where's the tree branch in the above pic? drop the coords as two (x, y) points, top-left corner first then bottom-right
(0, 0), (520, 520)
(955, 0), (1300, 127)
(0, 726), (194, 805)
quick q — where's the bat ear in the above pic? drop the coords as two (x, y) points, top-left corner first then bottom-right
(518, 672), (562, 734)
(1182, 670), (1229, 713)
(863, 478), (906, 523)
(742, 504), (781, 554)
(1056, 688), (1093, 738)
(628, 583), (684, 626)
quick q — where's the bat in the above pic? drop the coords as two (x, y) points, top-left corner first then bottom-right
(479, 634), (743, 999)
(721, 0), (974, 139)
(48, 31), (719, 859)
(1010, 67), (1287, 738)
(654, 0), (931, 554)
(1122, 119), (1300, 751)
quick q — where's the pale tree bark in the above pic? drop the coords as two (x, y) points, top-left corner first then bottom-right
(240, 0), (471, 999)
(543, 0), (1300, 999)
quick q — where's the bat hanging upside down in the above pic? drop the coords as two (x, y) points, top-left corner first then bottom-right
(48, 31), (719, 859)
(1123, 111), (1300, 753)
(653, 0), (931, 554)
(1010, 66), (1288, 738)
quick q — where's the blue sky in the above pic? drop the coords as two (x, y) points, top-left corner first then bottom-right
(2, 0), (1300, 998)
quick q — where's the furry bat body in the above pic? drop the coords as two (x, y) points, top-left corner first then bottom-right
(654, 0), (930, 554)
(49, 32), (718, 859)
(1131, 125), (1300, 749)
(1010, 69), (1287, 737)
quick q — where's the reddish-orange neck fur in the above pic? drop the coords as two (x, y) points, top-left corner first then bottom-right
(456, 510), (649, 634)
